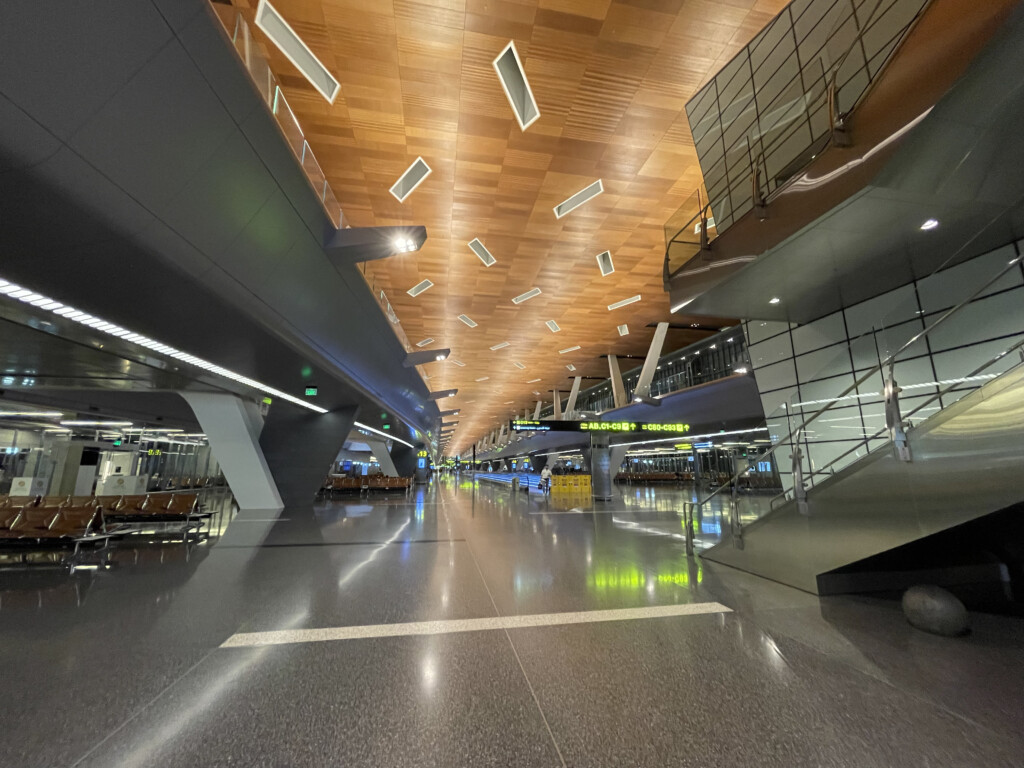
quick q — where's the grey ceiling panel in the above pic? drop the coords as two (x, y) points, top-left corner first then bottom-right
(0, 1), (172, 143)
(0, 94), (62, 174)
(236, 107), (330, 233)
(176, 4), (265, 128)
(162, 135), (280, 259)
(69, 43), (238, 212)
(148, 0), (207, 35)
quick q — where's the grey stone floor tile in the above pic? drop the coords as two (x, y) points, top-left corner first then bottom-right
(75, 633), (561, 768)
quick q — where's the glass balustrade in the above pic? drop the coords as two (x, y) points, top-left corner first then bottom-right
(667, 0), (932, 278)
(217, 8), (344, 228)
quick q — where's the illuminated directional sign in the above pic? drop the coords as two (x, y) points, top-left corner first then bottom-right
(510, 420), (690, 434)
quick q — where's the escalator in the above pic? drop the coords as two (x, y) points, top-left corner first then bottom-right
(703, 355), (1024, 594)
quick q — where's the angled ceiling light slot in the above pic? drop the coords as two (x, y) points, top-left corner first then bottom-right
(554, 180), (603, 219)
(390, 157), (432, 203)
(527, 378), (541, 383)
(608, 295), (641, 311)
(475, 376), (490, 382)
(490, 341), (510, 350)
(407, 279), (434, 297)
(493, 41), (541, 131)
(545, 320), (560, 333)
(255, 0), (340, 103)
(512, 362), (526, 370)
(415, 337), (435, 347)
(566, 364), (576, 371)
(512, 288), (541, 304)
(559, 345), (581, 354)
(449, 359), (466, 367)
(457, 314), (477, 328)
(468, 238), (496, 267)
(617, 324), (629, 336)
(596, 251), (615, 276)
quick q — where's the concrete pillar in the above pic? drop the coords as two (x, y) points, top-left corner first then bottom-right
(179, 392), (283, 511)
(633, 322), (670, 401)
(553, 389), (562, 419)
(609, 356), (627, 409)
(565, 376), (582, 419)
(363, 438), (399, 477)
(259, 405), (359, 507)
(49, 441), (84, 496)
(533, 400), (542, 419)
(590, 433), (614, 500)
(391, 443), (417, 477)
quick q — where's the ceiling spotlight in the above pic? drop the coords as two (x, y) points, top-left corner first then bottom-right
(435, 354), (445, 361)
(393, 237), (420, 253)
(920, 219), (939, 231)
(769, 297), (781, 304)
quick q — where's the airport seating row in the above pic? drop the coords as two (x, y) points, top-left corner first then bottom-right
(321, 476), (412, 496)
(0, 493), (202, 544)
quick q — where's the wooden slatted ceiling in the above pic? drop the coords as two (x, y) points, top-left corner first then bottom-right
(228, 0), (786, 454)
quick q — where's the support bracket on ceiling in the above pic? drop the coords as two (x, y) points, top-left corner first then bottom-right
(324, 225), (427, 265)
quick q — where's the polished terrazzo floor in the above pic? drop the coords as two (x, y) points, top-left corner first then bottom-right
(1, 477), (1022, 767)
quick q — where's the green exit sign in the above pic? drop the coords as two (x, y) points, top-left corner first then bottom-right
(112, 439), (122, 447)
(382, 424), (391, 430)
(304, 386), (318, 397)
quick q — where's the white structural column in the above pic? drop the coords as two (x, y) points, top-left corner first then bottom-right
(552, 389), (562, 419)
(608, 356), (627, 409)
(362, 438), (399, 477)
(533, 400), (542, 419)
(564, 376), (582, 419)
(632, 322), (670, 401)
(179, 392), (283, 512)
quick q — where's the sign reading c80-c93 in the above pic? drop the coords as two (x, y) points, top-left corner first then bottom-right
(510, 420), (690, 434)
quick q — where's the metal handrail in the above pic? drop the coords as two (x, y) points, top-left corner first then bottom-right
(827, 0), (932, 139)
(805, 334), (1024, 483)
(696, 250), (1024, 514)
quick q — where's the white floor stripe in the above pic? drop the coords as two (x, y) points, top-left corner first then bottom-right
(220, 602), (731, 648)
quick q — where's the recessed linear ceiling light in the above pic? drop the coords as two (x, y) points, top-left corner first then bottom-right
(490, 341), (511, 350)
(475, 376), (490, 382)
(0, 411), (63, 418)
(608, 295), (641, 311)
(617, 324), (629, 336)
(511, 288), (542, 304)
(390, 157), (432, 203)
(559, 345), (581, 354)
(545, 320), (560, 333)
(554, 179), (603, 219)
(255, 0), (340, 103)
(415, 337), (435, 347)
(407, 279), (434, 297)
(527, 378), (541, 383)
(566, 364), (576, 371)
(596, 250), (615, 276)
(0, 276), (327, 413)
(920, 218), (939, 230)
(449, 359), (466, 367)
(532, 390), (541, 395)
(512, 361), (526, 370)
(468, 238), (497, 267)
(457, 314), (477, 327)
(769, 297), (781, 305)
(493, 41), (541, 131)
